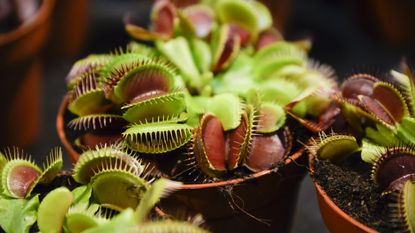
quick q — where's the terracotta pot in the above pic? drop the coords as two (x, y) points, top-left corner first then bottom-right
(369, 0), (415, 48)
(350, 0), (415, 48)
(57, 96), (307, 232)
(160, 149), (306, 233)
(57, 96), (118, 163)
(45, 0), (89, 59)
(0, 0), (55, 147)
(308, 155), (378, 233)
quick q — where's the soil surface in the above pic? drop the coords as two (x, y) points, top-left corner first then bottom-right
(313, 156), (394, 232)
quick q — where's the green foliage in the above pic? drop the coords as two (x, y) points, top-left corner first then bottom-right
(0, 195), (39, 233)
(65, 0), (337, 180)
(37, 187), (74, 233)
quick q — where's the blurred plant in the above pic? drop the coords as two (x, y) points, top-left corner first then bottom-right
(334, 62), (415, 147)
(64, 0), (338, 182)
(0, 145), (209, 233)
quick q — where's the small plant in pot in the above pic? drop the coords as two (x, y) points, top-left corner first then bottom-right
(309, 63), (415, 233)
(0, 145), (209, 233)
(57, 0), (339, 232)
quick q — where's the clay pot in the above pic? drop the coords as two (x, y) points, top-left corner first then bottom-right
(57, 96), (307, 232)
(57, 96), (123, 163)
(0, 0), (55, 147)
(45, 0), (89, 59)
(350, 0), (415, 48)
(368, 0), (415, 48)
(160, 149), (306, 233)
(308, 155), (377, 233)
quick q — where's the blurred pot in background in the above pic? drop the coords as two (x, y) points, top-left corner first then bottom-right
(44, 0), (89, 60)
(0, 0), (54, 147)
(351, 0), (415, 49)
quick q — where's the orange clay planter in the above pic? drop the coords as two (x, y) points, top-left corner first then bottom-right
(57, 96), (122, 163)
(45, 0), (89, 59)
(367, 0), (415, 48)
(160, 149), (306, 233)
(57, 96), (307, 233)
(309, 155), (377, 233)
(0, 0), (55, 147)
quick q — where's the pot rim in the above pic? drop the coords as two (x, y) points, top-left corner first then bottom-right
(0, 0), (55, 45)
(57, 96), (304, 189)
(308, 154), (378, 233)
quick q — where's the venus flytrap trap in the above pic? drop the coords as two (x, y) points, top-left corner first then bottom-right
(0, 147), (63, 232)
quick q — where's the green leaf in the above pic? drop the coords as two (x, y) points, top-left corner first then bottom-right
(0, 152), (7, 192)
(207, 93), (243, 131)
(0, 152), (6, 173)
(83, 208), (136, 233)
(0, 195), (39, 233)
(72, 185), (92, 205)
(215, 0), (258, 34)
(361, 139), (386, 164)
(391, 70), (415, 117)
(129, 220), (210, 233)
(213, 54), (256, 97)
(253, 41), (305, 80)
(65, 212), (99, 233)
(397, 117), (415, 145)
(135, 178), (182, 224)
(250, 1), (272, 32)
(366, 123), (398, 147)
(156, 37), (201, 89)
(64, 203), (101, 233)
(257, 102), (286, 133)
(401, 180), (415, 233)
(258, 79), (300, 105)
(38, 187), (74, 233)
(190, 38), (212, 74)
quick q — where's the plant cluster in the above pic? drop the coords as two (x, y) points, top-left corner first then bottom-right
(0, 145), (210, 233)
(309, 64), (415, 232)
(64, 0), (337, 182)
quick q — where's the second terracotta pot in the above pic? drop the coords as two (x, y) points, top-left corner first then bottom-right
(308, 155), (378, 233)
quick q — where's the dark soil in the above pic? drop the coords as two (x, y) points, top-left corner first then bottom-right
(313, 156), (393, 232)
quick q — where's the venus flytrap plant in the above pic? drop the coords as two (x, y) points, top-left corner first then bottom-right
(310, 132), (415, 232)
(64, 0), (337, 184)
(0, 145), (209, 233)
(309, 65), (415, 232)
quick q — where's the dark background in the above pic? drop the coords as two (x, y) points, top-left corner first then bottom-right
(26, 0), (415, 232)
